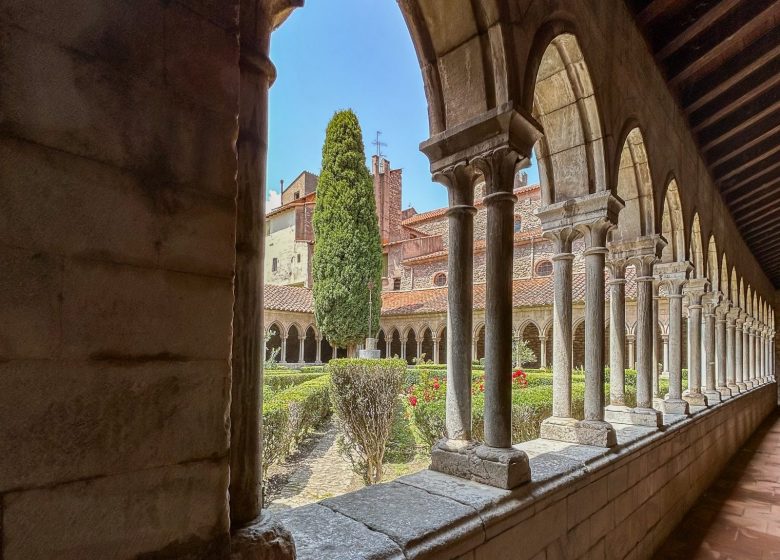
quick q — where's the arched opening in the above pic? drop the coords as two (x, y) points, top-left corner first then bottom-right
(285, 324), (300, 363)
(421, 328), (434, 363)
(612, 127), (655, 243)
(573, 321), (586, 369)
(707, 235), (719, 293)
(521, 323), (541, 368)
(439, 328), (447, 365)
(475, 325), (486, 362)
(433, 272), (447, 287)
(266, 323), (282, 363)
(303, 326), (317, 363)
(660, 180), (685, 263)
(320, 338), (334, 363)
(390, 329), (402, 359)
(530, 33), (606, 205)
(377, 330), (387, 358)
(405, 329), (418, 364)
(535, 260), (553, 277)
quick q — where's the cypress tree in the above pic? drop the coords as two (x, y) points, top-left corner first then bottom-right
(312, 110), (382, 349)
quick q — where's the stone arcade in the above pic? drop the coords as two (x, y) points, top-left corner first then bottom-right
(1, 1), (778, 559)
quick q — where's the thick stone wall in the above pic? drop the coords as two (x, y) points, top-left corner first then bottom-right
(0, 1), (239, 557)
(280, 384), (778, 560)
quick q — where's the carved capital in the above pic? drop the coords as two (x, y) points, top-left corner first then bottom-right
(542, 226), (581, 255)
(472, 147), (520, 196)
(433, 161), (478, 206)
(536, 191), (624, 233)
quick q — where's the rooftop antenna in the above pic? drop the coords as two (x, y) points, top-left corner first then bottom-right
(372, 131), (387, 158)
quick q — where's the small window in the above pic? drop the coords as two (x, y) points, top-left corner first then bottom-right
(297, 254), (301, 263)
(393, 278), (401, 291)
(272, 257), (278, 272)
(433, 272), (447, 287)
(535, 260), (553, 276)
(514, 216), (522, 232)
(294, 191), (300, 200)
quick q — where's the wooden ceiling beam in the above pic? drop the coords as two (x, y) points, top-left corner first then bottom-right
(690, 70), (780, 132)
(657, 0), (742, 61)
(739, 211), (780, 236)
(720, 156), (780, 196)
(635, 0), (686, 26)
(699, 97), (780, 152)
(682, 34), (780, 113)
(708, 122), (780, 168)
(726, 176), (780, 208)
(716, 143), (780, 183)
(667, 0), (779, 87)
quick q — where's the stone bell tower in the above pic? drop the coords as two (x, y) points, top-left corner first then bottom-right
(371, 155), (403, 243)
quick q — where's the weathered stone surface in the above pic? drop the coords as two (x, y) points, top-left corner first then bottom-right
(661, 398), (690, 416)
(605, 406), (663, 428)
(3, 460), (230, 560)
(277, 503), (403, 560)
(231, 512), (296, 560)
(61, 259), (233, 360)
(321, 481), (484, 558)
(430, 439), (531, 489)
(538, 416), (617, 447)
(0, 359), (229, 491)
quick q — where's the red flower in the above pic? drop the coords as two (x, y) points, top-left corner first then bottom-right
(432, 380), (440, 390)
(479, 383), (484, 392)
(408, 395), (418, 407)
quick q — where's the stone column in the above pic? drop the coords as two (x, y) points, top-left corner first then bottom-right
(735, 314), (746, 391)
(433, 339), (440, 364)
(632, 253), (663, 426)
(401, 339), (407, 362)
(422, 105), (541, 489)
(683, 283), (707, 408)
(652, 284), (662, 402)
(315, 337), (322, 364)
(539, 337), (548, 369)
(280, 336), (287, 364)
(702, 295), (721, 404)
(661, 335), (669, 377)
(661, 280), (688, 415)
(606, 259), (627, 409)
(744, 318), (754, 388)
(434, 164), (477, 442)
(417, 339), (423, 362)
(715, 303), (731, 399)
(749, 323), (757, 386)
(298, 338), (305, 364)
(576, 219), (617, 445)
(761, 326), (768, 382)
(478, 149), (519, 449)
(726, 310), (738, 393)
(229, 5), (296, 554)
(539, 227), (580, 437)
(627, 335), (636, 370)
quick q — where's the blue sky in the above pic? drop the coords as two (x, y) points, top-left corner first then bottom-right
(267, 0), (538, 212)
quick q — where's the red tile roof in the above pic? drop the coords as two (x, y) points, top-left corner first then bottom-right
(264, 284), (314, 313)
(264, 267), (637, 317)
(400, 183), (541, 226)
(265, 191), (316, 219)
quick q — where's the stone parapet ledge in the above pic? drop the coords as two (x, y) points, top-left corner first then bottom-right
(274, 383), (777, 560)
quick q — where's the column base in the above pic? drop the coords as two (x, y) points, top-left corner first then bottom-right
(704, 390), (722, 404)
(231, 512), (296, 560)
(652, 397), (665, 410)
(683, 391), (708, 412)
(736, 382), (748, 392)
(717, 386), (733, 400)
(430, 438), (531, 489)
(744, 380), (755, 388)
(660, 398), (689, 416)
(604, 405), (663, 428)
(727, 383), (739, 395)
(540, 416), (617, 447)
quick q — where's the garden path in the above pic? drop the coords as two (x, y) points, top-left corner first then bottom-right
(268, 421), (360, 511)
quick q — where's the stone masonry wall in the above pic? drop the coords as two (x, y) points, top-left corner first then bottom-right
(280, 384), (778, 560)
(0, 1), (239, 557)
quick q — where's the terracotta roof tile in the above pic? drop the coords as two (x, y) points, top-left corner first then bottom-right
(264, 266), (637, 316)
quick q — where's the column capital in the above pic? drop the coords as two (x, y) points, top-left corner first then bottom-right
(472, 147), (522, 199)
(433, 161), (479, 204)
(537, 191), (624, 236)
(626, 333), (636, 342)
(542, 226), (581, 254)
(606, 256), (627, 279)
(609, 235), (666, 277)
(421, 103), (543, 175)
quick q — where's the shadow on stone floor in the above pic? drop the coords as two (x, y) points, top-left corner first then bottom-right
(653, 410), (780, 560)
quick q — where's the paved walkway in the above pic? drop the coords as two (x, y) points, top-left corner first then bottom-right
(655, 410), (780, 559)
(268, 422), (360, 512)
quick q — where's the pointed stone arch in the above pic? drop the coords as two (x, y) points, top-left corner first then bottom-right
(707, 235), (719, 293)
(612, 126), (655, 243)
(690, 213), (705, 279)
(660, 179), (686, 263)
(528, 31), (607, 204)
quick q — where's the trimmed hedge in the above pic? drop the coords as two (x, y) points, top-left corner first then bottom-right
(264, 372), (326, 391)
(262, 375), (331, 473)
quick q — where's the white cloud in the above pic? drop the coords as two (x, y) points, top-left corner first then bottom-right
(267, 189), (281, 210)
